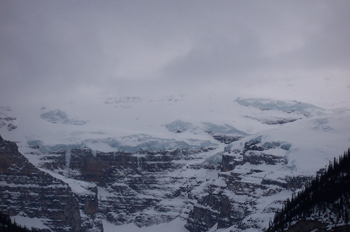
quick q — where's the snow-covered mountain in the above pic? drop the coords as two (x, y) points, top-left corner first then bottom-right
(0, 93), (349, 232)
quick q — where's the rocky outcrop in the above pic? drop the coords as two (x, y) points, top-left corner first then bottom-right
(0, 107), (17, 131)
(261, 176), (311, 189)
(186, 205), (219, 232)
(185, 191), (235, 232)
(221, 151), (287, 172)
(221, 137), (291, 172)
(207, 132), (244, 144)
(33, 142), (217, 228)
(245, 116), (299, 125)
(220, 154), (236, 172)
(0, 136), (83, 231)
(242, 136), (291, 153)
(0, 133), (318, 232)
(41, 147), (215, 184)
(243, 152), (287, 165)
(186, 136), (311, 232)
(76, 185), (103, 232)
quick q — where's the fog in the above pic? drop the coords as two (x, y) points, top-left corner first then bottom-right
(1, 0), (350, 110)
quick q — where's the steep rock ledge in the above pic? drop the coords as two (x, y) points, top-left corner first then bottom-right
(36, 144), (217, 227)
(0, 136), (85, 231)
(185, 136), (310, 232)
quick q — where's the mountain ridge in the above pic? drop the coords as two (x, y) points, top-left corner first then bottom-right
(0, 97), (349, 231)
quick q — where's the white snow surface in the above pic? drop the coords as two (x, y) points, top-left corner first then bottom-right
(1, 93), (350, 232)
(226, 114), (350, 176)
(102, 217), (189, 232)
(43, 169), (96, 195)
(11, 214), (51, 231)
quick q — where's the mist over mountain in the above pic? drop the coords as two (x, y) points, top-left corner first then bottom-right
(1, 95), (350, 232)
(1, 1), (350, 231)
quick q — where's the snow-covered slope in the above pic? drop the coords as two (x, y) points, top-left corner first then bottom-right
(0, 94), (349, 232)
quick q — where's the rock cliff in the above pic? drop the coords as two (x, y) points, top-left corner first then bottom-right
(0, 136), (85, 231)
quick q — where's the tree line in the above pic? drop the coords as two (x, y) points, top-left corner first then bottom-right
(0, 212), (40, 232)
(266, 148), (350, 232)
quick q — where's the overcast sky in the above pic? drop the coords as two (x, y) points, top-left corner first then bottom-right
(1, 0), (350, 108)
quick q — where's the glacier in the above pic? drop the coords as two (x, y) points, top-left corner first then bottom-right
(40, 109), (88, 125)
(235, 98), (325, 117)
(0, 95), (350, 232)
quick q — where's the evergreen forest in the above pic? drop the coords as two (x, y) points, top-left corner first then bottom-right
(266, 149), (350, 232)
(0, 212), (37, 232)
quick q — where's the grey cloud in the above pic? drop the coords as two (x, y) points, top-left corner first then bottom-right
(161, 26), (266, 80)
(162, 1), (350, 80)
(0, 0), (349, 106)
(295, 2), (350, 70)
(1, 2), (102, 88)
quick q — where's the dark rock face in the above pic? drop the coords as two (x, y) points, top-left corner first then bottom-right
(221, 151), (287, 172)
(0, 132), (315, 232)
(0, 113), (17, 131)
(221, 137), (291, 173)
(7, 124), (17, 131)
(221, 154), (239, 172)
(261, 176), (311, 190)
(260, 118), (299, 125)
(42, 147), (215, 184)
(0, 138), (83, 231)
(210, 133), (244, 144)
(242, 136), (291, 154)
(185, 192), (234, 232)
(186, 206), (218, 232)
(246, 116), (300, 125)
(243, 152), (287, 165)
(185, 180), (253, 232)
(243, 135), (263, 151)
(36, 143), (218, 228)
(185, 136), (311, 232)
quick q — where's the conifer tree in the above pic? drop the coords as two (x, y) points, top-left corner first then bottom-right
(266, 149), (350, 232)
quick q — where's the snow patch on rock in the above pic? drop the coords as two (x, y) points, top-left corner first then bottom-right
(236, 98), (325, 117)
(40, 109), (88, 125)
